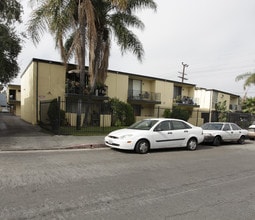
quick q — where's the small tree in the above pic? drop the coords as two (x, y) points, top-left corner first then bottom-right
(215, 100), (228, 122)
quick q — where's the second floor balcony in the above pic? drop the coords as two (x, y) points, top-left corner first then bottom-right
(128, 90), (161, 104)
(65, 81), (108, 101)
(174, 96), (200, 107)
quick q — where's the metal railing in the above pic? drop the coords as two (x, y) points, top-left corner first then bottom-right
(128, 90), (161, 102)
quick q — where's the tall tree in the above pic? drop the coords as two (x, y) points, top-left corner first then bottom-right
(90, 0), (157, 92)
(235, 72), (255, 90)
(28, 0), (156, 128)
(28, 0), (157, 94)
(0, 0), (22, 85)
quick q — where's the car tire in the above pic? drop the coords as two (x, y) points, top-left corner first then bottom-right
(187, 138), (197, 151)
(135, 139), (150, 154)
(238, 135), (245, 144)
(213, 136), (221, 146)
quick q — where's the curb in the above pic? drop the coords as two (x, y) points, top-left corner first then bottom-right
(0, 144), (107, 152)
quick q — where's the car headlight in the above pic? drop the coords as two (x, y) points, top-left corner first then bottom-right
(119, 134), (133, 139)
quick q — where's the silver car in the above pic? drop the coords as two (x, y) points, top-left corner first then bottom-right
(201, 122), (248, 146)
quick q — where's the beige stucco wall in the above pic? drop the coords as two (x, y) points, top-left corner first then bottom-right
(105, 72), (128, 102)
(21, 62), (36, 124)
(182, 86), (194, 98)
(37, 62), (66, 103)
(230, 96), (239, 105)
(155, 80), (174, 108)
(141, 79), (153, 93)
(21, 60), (66, 125)
(195, 88), (240, 113)
(217, 92), (230, 110)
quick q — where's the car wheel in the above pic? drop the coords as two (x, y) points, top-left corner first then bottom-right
(187, 138), (197, 151)
(213, 136), (221, 146)
(135, 139), (150, 154)
(238, 135), (245, 144)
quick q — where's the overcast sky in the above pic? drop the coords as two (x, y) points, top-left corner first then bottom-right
(16, 0), (255, 97)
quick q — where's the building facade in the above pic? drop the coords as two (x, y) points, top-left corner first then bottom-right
(195, 87), (241, 122)
(7, 84), (21, 116)
(21, 58), (202, 125)
(20, 58), (240, 126)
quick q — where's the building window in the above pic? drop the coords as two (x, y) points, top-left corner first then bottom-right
(174, 86), (182, 98)
(128, 79), (142, 99)
(9, 90), (16, 100)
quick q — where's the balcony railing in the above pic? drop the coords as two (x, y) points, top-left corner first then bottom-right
(173, 96), (200, 107)
(65, 83), (108, 100)
(128, 90), (161, 103)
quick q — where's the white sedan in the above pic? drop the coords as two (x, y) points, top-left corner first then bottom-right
(201, 122), (248, 146)
(105, 118), (204, 154)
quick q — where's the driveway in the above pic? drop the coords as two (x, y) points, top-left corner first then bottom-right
(0, 113), (105, 151)
(0, 113), (48, 137)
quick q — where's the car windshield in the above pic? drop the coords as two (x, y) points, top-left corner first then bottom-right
(202, 123), (223, 130)
(128, 120), (159, 130)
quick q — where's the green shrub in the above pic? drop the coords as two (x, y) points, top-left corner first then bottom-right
(170, 107), (191, 121)
(163, 107), (191, 121)
(109, 98), (135, 126)
(163, 109), (171, 118)
(47, 99), (66, 129)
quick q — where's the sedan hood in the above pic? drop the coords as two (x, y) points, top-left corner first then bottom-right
(107, 128), (148, 137)
(202, 129), (219, 133)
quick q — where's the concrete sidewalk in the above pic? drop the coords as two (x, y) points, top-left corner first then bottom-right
(0, 113), (106, 151)
(0, 135), (106, 151)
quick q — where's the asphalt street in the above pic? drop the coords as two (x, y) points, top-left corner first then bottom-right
(1, 143), (255, 219)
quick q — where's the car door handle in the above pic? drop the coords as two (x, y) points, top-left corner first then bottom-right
(184, 130), (188, 133)
(168, 132), (173, 134)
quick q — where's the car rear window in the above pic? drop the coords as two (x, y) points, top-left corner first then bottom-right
(202, 123), (223, 130)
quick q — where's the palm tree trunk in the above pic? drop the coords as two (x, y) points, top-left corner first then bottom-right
(76, 0), (87, 130)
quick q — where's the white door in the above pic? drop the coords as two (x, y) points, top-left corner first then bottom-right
(151, 120), (189, 149)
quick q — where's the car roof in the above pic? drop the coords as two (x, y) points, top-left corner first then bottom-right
(204, 122), (233, 124)
(143, 118), (185, 122)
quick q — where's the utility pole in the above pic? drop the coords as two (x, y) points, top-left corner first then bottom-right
(178, 62), (189, 83)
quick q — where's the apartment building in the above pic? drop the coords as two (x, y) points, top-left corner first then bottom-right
(20, 58), (204, 125)
(7, 84), (21, 116)
(195, 87), (241, 122)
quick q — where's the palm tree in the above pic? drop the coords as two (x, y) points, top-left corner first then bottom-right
(28, 0), (96, 93)
(90, 0), (157, 92)
(28, 0), (157, 94)
(235, 72), (255, 90)
(28, 0), (157, 128)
